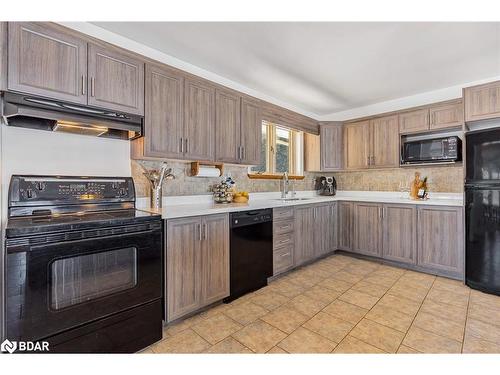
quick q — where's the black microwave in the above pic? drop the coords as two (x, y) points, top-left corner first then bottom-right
(401, 136), (462, 164)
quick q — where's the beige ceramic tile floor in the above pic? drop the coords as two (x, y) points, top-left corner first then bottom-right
(142, 254), (500, 354)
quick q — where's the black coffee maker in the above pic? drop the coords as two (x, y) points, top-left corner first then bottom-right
(315, 176), (337, 196)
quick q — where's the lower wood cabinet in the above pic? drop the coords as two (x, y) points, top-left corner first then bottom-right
(382, 204), (416, 264)
(314, 203), (336, 257)
(294, 205), (316, 266)
(166, 213), (229, 322)
(417, 206), (464, 278)
(338, 201), (353, 251)
(352, 202), (383, 257)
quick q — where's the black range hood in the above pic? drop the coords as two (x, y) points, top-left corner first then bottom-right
(1, 91), (143, 140)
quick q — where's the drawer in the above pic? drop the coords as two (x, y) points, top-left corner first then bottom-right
(273, 207), (294, 221)
(274, 232), (294, 249)
(273, 245), (294, 275)
(273, 219), (294, 235)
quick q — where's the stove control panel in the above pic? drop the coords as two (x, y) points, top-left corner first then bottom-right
(8, 175), (135, 205)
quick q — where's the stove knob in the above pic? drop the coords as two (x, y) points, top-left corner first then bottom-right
(26, 188), (34, 199)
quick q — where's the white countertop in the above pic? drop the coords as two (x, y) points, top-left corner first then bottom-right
(136, 190), (463, 219)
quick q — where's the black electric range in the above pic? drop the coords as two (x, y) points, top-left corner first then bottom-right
(4, 175), (163, 353)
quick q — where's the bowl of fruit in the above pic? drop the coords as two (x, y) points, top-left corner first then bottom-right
(232, 191), (249, 203)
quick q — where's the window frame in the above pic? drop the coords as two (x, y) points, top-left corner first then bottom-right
(248, 121), (304, 180)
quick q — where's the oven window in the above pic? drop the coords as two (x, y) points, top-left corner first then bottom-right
(50, 247), (137, 310)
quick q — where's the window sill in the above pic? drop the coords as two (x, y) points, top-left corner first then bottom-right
(247, 173), (305, 180)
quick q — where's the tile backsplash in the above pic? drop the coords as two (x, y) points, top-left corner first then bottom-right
(132, 160), (464, 198)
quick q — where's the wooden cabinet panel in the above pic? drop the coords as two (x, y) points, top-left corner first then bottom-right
(320, 123), (343, 171)
(464, 81), (500, 122)
(338, 201), (353, 251)
(88, 43), (144, 115)
(304, 133), (321, 172)
(143, 63), (184, 159)
(430, 100), (464, 130)
(215, 89), (240, 163)
(382, 204), (416, 264)
(201, 214), (230, 305)
(399, 109), (429, 134)
(344, 120), (370, 169)
(417, 206), (464, 277)
(8, 22), (87, 104)
(166, 217), (201, 322)
(371, 115), (399, 168)
(353, 202), (382, 257)
(273, 244), (294, 275)
(184, 78), (216, 161)
(294, 205), (315, 266)
(240, 97), (262, 165)
(314, 203), (335, 256)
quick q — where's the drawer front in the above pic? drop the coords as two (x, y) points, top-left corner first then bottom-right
(273, 232), (294, 249)
(273, 245), (294, 275)
(273, 207), (294, 221)
(273, 219), (294, 235)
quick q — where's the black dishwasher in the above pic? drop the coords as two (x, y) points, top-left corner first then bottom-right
(224, 209), (273, 302)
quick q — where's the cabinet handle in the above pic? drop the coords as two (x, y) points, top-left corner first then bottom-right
(238, 146), (242, 160)
(278, 239), (290, 244)
(81, 75), (86, 95)
(280, 224), (291, 230)
(185, 139), (189, 154)
(241, 146), (245, 161)
(198, 224), (202, 241)
(180, 138), (184, 153)
(280, 252), (291, 257)
(367, 156), (370, 166)
(203, 223), (207, 240)
(383, 206), (386, 218)
(90, 77), (95, 97)
(378, 206), (382, 219)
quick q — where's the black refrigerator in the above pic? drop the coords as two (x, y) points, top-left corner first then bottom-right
(465, 128), (500, 295)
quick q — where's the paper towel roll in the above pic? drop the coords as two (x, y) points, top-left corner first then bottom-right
(197, 166), (221, 177)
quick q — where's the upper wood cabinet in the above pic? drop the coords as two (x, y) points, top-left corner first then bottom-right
(352, 202), (383, 257)
(382, 204), (416, 264)
(344, 120), (370, 169)
(429, 100), (464, 130)
(166, 214), (229, 322)
(215, 91), (262, 165)
(184, 78), (216, 161)
(240, 97), (262, 165)
(464, 80), (500, 122)
(141, 63), (184, 159)
(417, 206), (464, 278)
(304, 123), (343, 172)
(8, 22), (87, 104)
(399, 108), (429, 134)
(370, 115), (399, 168)
(215, 89), (241, 163)
(88, 43), (144, 115)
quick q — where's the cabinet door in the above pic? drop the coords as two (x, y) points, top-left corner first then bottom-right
(353, 202), (382, 257)
(417, 206), (464, 277)
(166, 217), (201, 322)
(294, 206), (315, 266)
(201, 214), (230, 306)
(338, 201), (353, 251)
(240, 97), (263, 165)
(314, 203), (334, 257)
(184, 78), (216, 161)
(344, 120), (370, 169)
(399, 109), (429, 134)
(8, 22), (87, 104)
(371, 115), (399, 168)
(88, 43), (144, 115)
(430, 100), (464, 130)
(215, 89), (240, 163)
(304, 133), (321, 172)
(143, 63), (184, 159)
(464, 81), (500, 122)
(382, 204), (416, 264)
(320, 123), (343, 171)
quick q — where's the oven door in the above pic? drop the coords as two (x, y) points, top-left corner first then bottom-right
(6, 222), (162, 342)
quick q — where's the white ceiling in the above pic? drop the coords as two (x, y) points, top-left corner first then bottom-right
(92, 22), (500, 117)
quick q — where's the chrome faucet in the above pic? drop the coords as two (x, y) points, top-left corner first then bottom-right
(281, 172), (289, 199)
